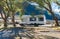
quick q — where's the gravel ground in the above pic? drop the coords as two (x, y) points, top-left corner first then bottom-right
(0, 24), (60, 39)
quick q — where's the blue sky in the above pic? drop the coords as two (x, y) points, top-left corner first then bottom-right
(51, 2), (60, 19)
(52, 2), (60, 15)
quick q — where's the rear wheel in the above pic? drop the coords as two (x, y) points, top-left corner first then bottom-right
(34, 23), (38, 27)
(30, 23), (39, 27)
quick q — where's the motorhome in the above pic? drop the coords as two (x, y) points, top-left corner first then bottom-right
(20, 15), (46, 26)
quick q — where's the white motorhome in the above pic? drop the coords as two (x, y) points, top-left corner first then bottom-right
(20, 15), (46, 26)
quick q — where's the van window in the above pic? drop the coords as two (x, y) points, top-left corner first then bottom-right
(38, 17), (44, 21)
(30, 17), (36, 21)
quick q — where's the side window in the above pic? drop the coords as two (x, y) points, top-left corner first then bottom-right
(30, 17), (36, 21)
(38, 17), (44, 21)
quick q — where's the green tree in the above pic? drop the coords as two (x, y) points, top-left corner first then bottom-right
(29, 0), (59, 26)
(7, 0), (24, 26)
(0, 0), (24, 27)
(0, 0), (10, 27)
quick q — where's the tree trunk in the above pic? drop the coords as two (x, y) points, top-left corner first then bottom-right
(4, 18), (7, 28)
(12, 13), (16, 27)
(51, 11), (59, 26)
(0, 12), (8, 27)
(54, 16), (59, 26)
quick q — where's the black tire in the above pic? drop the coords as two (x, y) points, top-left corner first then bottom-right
(34, 23), (38, 27)
(34, 24), (38, 27)
(20, 24), (24, 26)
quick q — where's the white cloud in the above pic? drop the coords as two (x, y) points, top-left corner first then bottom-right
(54, 9), (60, 12)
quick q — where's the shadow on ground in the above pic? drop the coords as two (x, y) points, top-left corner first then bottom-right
(0, 27), (59, 39)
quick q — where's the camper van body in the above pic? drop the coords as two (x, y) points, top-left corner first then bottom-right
(20, 15), (46, 26)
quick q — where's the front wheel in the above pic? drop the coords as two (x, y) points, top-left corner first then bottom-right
(20, 24), (24, 26)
